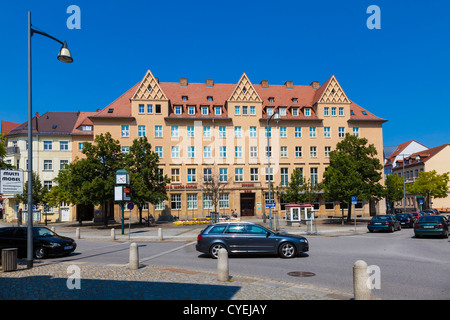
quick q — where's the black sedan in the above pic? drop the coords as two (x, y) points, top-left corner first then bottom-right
(196, 222), (309, 259)
(367, 215), (401, 233)
(0, 227), (76, 259)
(395, 213), (415, 228)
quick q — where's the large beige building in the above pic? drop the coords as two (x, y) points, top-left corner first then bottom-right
(89, 69), (387, 221)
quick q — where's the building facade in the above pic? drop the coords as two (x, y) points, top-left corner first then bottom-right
(89, 69), (387, 221)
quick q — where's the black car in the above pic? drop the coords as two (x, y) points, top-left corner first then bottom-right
(196, 222), (309, 259)
(367, 215), (401, 233)
(395, 213), (415, 228)
(0, 227), (76, 259)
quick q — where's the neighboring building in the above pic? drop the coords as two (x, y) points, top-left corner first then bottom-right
(3, 112), (80, 223)
(89, 69), (387, 221)
(384, 140), (428, 178)
(392, 144), (450, 212)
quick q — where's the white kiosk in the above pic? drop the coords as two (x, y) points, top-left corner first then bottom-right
(285, 204), (315, 226)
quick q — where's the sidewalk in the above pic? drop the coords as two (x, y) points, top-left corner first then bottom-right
(0, 218), (367, 300)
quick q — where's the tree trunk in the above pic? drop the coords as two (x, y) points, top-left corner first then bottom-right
(347, 199), (353, 224)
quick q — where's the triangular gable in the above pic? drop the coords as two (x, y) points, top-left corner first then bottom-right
(316, 75), (350, 104)
(227, 73), (262, 103)
(131, 69), (168, 100)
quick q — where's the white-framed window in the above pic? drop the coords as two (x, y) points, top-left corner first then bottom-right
(331, 107), (337, 116)
(219, 146), (227, 158)
(309, 127), (316, 138)
(171, 194), (181, 210)
(60, 160), (69, 170)
(235, 106), (240, 115)
(339, 127), (345, 138)
(187, 126), (195, 138)
(242, 106), (248, 115)
(138, 125), (146, 137)
(122, 146), (130, 154)
(215, 106), (222, 115)
(311, 168), (319, 186)
(280, 127), (287, 138)
(219, 193), (229, 209)
(201, 106), (209, 115)
(324, 107), (329, 116)
(203, 168), (212, 182)
(250, 168), (259, 181)
(219, 168), (228, 182)
(139, 104), (145, 114)
(325, 146), (331, 158)
(234, 126), (242, 138)
(295, 127), (302, 138)
(187, 168), (196, 182)
(203, 126), (211, 138)
(155, 200), (165, 210)
(265, 146), (272, 158)
(43, 141), (52, 150)
(171, 146), (179, 158)
(155, 125), (163, 137)
(279, 107), (286, 116)
(281, 146), (287, 158)
(187, 146), (195, 159)
(219, 126), (226, 138)
(174, 106), (182, 115)
(121, 125), (129, 137)
(188, 106), (195, 115)
(43, 160), (53, 171)
(265, 127), (271, 138)
(203, 194), (213, 209)
(250, 126), (257, 138)
(281, 168), (289, 187)
(265, 167), (274, 182)
(187, 194), (197, 209)
(339, 107), (344, 116)
(171, 168), (180, 182)
(310, 146), (317, 158)
(203, 146), (211, 158)
(147, 104), (153, 114)
(250, 106), (256, 115)
(78, 142), (84, 150)
(235, 146), (242, 158)
(60, 141), (69, 151)
(295, 146), (302, 158)
(304, 108), (311, 116)
(235, 168), (243, 182)
(324, 127), (331, 138)
(250, 146), (257, 158)
(353, 127), (359, 137)
(171, 126), (179, 138)
(155, 146), (163, 158)
(292, 108), (298, 116)
(266, 107), (273, 116)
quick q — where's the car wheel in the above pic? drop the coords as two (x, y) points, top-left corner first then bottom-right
(443, 230), (449, 239)
(209, 243), (227, 259)
(34, 247), (47, 259)
(389, 225), (394, 233)
(398, 224), (401, 231)
(279, 242), (296, 259)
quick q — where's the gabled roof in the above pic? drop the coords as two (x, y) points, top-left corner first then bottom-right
(1, 121), (21, 135)
(393, 144), (450, 169)
(384, 140), (428, 166)
(90, 83), (140, 119)
(6, 112), (80, 137)
(71, 112), (97, 135)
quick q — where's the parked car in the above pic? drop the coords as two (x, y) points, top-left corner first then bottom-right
(0, 227), (76, 259)
(414, 215), (449, 238)
(196, 221), (309, 259)
(395, 213), (415, 228)
(367, 215), (401, 233)
(410, 212), (422, 222)
(423, 209), (440, 215)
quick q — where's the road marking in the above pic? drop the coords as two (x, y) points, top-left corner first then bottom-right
(140, 241), (196, 263)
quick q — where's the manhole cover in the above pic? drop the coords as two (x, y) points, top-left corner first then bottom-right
(287, 271), (316, 277)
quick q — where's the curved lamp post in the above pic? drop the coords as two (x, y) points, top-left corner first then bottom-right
(27, 11), (73, 269)
(266, 110), (281, 229)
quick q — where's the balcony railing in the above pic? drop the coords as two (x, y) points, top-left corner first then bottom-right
(6, 146), (20, 154)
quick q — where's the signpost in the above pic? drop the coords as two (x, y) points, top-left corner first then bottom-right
(351, 196), (357, 231)
(127, 202), (134, 240)
(115, 169), (130, 235)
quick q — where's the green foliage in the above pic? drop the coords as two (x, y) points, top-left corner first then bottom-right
(406, 170), (449, 208)
(384, 174), (404, 213)
(284, 168), (322, 204)
(16, 171), (48, 206)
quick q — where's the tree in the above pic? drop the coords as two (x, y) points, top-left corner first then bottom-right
(323, 133), (384, 223)
(284, 168), (322, 204)
(16, 171), (48, 208)
(384, 174), (404, 214)
(201, 167), (232, 221)
(406, 170), (449, 209)
(124, 136), (169, 224)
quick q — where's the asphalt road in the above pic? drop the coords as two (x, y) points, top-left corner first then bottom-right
(51, 227), (450, 300)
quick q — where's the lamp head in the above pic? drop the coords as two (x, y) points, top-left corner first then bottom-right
(57, 41), (73, 63)
(273, 111), (281, 121)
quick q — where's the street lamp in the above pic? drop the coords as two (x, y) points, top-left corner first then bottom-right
(27, 11), (73, 269)
(267, 110), (281, 229)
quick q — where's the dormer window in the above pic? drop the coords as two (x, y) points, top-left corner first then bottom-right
(80, 125), (93, 131)
(182, 96), (188, 102)
(292, 108), (298, 116)
(174, 106), (182, 115)
(188, 106), (195, 115)
(304, 108), (311, 116)
(279, 107), (286, 116)
(207, 96), (213, 102)
(266, 107), (273, 116)
(362, 111), (368, 115)
(108, 108), (114, 113)
(215, 106), (222, 115)
(201, 106), (209, 115)
(292, 98), (298, 104)
(268, 97), (274, 103)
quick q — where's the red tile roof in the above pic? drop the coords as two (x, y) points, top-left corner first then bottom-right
(1, 121), (21, 135)
(394, 144), (450, 169)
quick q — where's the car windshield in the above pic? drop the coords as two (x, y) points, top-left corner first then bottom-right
(395, 214), (408, 218)
(418, 216), (442, 223)
(33, 228), (56, 237)
(372, 216), (391, 221)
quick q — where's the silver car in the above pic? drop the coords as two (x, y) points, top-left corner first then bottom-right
(195, 221), (309, 259)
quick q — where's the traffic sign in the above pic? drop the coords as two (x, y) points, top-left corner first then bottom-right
(265, 202), (276, 208)
(127, 202), (134, 210)
(351, 196), (357, 205)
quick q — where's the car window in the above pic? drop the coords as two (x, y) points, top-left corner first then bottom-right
(208, 225), (227, 234)
(33, 228), (54, 237)
(246, 225), (267, 234)
(0, 228), (15, 237)
(13, 228), (27, 238)
(225, 224), (245, 234)
(419, 216), (442, 223)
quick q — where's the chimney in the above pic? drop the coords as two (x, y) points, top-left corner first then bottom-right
(284, 80), (293, 89)
(310, 81), (320, 90)
(260, 80), (269, 88)
(35, 112), (39, 118)
(180, 78), (188, 86)
(206, 79), (214, 87)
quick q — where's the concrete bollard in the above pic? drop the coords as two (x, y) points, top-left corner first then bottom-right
(353, 260), (371, 300)
(129, 243), (139, 270)
(158, 228), (163, 241)
(217, 248), (229, 282)
(111, 228), (116, 241)
(76, 228), (80, 239)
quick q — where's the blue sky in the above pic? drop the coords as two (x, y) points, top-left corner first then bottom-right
(1, 0), (449, 149)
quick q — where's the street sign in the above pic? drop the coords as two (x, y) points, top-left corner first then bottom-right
(351, 196), (357, 205)
(265, 202), (276, 208)
(127, 202), (134, 210)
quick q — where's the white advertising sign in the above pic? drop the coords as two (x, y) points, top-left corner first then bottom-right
(0, 170), (24, 194)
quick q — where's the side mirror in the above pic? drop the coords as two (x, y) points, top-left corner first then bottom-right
(266, 232), (271, 237)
